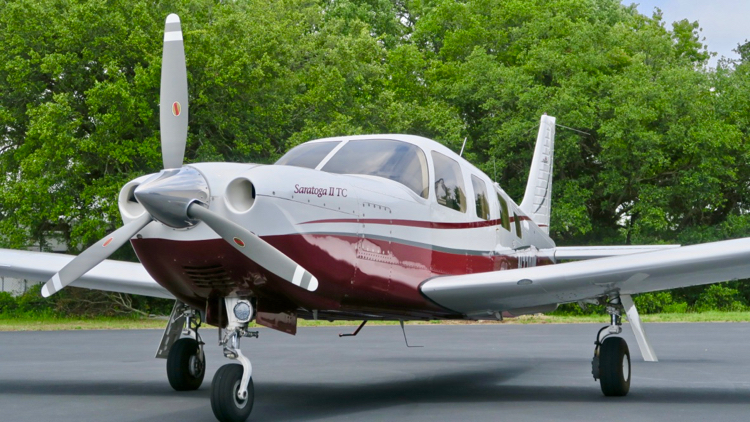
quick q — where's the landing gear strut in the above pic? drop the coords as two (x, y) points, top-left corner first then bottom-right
(592, 297), (631, 396)
(159, 301), (206, 391)
(211, 298), (257, 422)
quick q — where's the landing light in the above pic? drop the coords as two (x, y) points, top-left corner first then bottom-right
(233, 300), (253, 323)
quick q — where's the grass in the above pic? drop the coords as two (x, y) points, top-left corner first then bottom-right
(1, 311), (750, 331)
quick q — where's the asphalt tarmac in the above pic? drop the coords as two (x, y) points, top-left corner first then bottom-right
(1, 323), (749, 422)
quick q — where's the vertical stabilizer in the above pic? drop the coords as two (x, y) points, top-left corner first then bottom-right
(519, 115), (556, 233)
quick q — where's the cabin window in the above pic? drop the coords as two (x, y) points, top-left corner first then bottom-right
(471, 175), (490, 220)
(514, 212), (523, 238)
(497, 193), (511, 231)
(432, 152), (466, 213)
(321, 139), (429, 198)
(276, 141), (340, 169)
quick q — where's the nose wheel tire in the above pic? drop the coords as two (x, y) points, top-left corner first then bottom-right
(167, 338), (205, 391)
(598, 336), (631, 396)
(211, 363), (254, 422)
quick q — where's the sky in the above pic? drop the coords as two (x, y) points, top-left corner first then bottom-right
(622, 0), (750, 67)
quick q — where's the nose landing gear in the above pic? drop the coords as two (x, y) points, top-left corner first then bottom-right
(211, 298), (257, 422)
(591, 297), (631, 396)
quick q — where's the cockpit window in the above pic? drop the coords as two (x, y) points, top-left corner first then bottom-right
(275, 141), (340, 169)
(321, 139), (429, 198)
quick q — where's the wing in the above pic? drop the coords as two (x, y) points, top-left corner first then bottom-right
(554, 245), (680, 260)
(421, 238), (750, 318)
(0, 248), (172, 299)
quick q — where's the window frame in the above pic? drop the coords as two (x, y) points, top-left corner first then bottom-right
(471, 175), (490, 220)
(514, 212), (523, 238)
(431, 151), (467, 213)
(497, 193), (511, 231)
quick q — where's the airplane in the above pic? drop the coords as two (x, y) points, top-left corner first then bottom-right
(3, 12), (750, 422)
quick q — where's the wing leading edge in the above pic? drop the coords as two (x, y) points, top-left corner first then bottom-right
(0, 249), (172, 299)
(421, 238), (750, 318)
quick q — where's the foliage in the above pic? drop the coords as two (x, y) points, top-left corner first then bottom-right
(0, 285), (172, 318)
(553, 281), (748, 316)
(693, 284), (746, 312)
(1, 0), (750, 312)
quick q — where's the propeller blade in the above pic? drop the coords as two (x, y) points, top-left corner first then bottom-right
(187, 203), (319, 292)
(160, 13), (188, 169)
(41, 213), (153, 297)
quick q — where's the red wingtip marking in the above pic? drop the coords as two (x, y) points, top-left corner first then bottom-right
(233, 237), (245, 247)
(172, 102), (181, 116)
(103, 238), (114, 247)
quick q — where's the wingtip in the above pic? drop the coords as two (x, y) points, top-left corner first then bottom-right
(166, 13), (180, 24)
(41, 283), (51, 298)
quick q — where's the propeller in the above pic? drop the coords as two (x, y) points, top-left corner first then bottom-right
(42, 14), (318, 298)
(160, 13), (189, 169)
(41, 214), (152, 297)
(41, 14), (188, 298)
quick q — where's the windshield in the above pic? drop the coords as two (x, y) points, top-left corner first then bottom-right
(321, 139), (429, 198)
(275, 141), (340, 169)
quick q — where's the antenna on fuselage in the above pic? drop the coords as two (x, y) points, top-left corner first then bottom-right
(459, 136), (468, 157)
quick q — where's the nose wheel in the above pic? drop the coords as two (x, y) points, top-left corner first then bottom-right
(211, 364), (255, 422)
(210, 297), (257, 422)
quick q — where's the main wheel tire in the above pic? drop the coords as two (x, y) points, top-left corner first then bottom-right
(211, 364), (254, 422)
(167, 338), (205, 391)
(598, 336), (631, 396)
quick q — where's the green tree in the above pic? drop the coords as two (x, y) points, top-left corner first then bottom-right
(1, 0), (749, 313)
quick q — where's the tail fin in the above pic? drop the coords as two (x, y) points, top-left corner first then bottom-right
(519, 114), (556, 233)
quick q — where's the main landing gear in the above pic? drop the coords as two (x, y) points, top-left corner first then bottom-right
(591, 297), (630, 396)
(157, 301), (206, 391)
(211, 298), (257, 422)
(589, 293), (659, 396)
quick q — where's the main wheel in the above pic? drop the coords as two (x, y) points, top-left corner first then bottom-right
(211, 364), (254, 422)
(598, 336), (630, 396)
(167, 338), (205, 391)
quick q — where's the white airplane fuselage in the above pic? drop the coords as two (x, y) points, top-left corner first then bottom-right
(120, 134), (556, 330)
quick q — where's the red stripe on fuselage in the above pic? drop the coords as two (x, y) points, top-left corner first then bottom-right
(299, 215), (532, 229)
